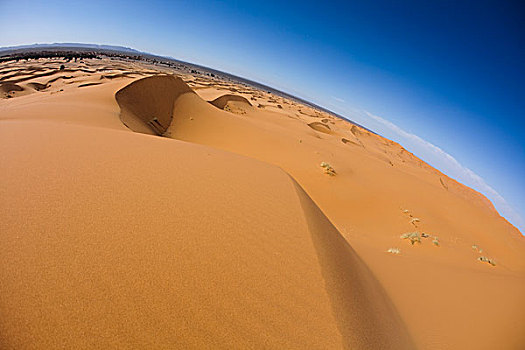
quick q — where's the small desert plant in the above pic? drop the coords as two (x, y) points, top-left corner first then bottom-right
(432, 237), (440, 246)
(320, 162), (336, 176)
(387, 248), (400, 254)
(400, 232), (421, 245)
(478, 256), (496, 266)
(472, 245), (483, 253)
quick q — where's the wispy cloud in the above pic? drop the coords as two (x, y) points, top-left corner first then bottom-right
(363, 111), (524, 233)
(331, 96), (345, 103)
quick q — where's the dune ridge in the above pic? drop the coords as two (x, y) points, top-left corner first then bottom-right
(292, 181), (415, 349)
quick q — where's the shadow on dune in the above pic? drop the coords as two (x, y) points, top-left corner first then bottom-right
(26, 82), (48, 91)
(0, 83), (24, 94)
(291, 178), (416, 350)
(115, 75), (194, 135)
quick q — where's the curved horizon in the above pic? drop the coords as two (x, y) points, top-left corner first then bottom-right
(0, 1), (523, 233)
(2, 40), (522, 233)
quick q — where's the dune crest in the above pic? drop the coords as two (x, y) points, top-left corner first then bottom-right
(292, 181), (415, 349)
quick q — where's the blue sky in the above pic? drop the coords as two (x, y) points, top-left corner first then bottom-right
(1, 0), (524, 232)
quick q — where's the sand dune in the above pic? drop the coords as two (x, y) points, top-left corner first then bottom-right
(26, 82), (48, 91)
(308, 121), (333, 134)
(117, 75), (525, 350)
(1, 57), (524, 349)
(0, 82), (24, 98)
(341, 137), (363, 147)
(209, 93), (252, 109)
(116, 75), (194, 135)
(208, 94), (253, 115)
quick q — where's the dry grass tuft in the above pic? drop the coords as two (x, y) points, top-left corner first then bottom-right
(472, 244), (483, 253)
(400, 232), (421, 245)
(478, 256), (496, 266)
(387, 248), (401, 254)
(320, 162), (336, 176)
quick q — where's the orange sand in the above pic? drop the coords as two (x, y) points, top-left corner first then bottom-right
(1, 57), (524, 349)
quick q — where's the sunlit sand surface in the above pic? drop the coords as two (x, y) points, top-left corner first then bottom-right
(1, 57), (524, 349)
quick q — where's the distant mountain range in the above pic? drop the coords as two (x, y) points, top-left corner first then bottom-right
(0, 43), (141, 54)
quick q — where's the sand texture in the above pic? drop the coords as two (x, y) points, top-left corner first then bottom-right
(1, 57), (524, 349)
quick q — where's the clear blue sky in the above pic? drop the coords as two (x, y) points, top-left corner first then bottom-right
(1, 0), (524, 232)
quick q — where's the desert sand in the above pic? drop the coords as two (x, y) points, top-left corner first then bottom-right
(1, 57), (524, 349)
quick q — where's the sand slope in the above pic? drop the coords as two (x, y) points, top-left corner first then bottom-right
(0, 121), (413, 349)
